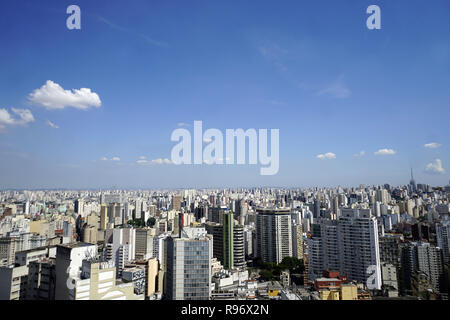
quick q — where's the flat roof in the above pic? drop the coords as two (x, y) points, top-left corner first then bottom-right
(315, 278), (341, 282)
(58, 242), (95, 249)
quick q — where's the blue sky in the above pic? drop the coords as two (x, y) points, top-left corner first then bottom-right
(0, 0), (449, 189)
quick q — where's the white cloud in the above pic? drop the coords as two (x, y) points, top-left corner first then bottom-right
(178, 122), (191, 127)
(12, 108), (35, 124)
(151, 158), (173, 165)
(353, 150), (365, 157)
(136, 157), (173, 165)
(317, 75), (351, 99)
(425, 159), (445, 175)
(29, 80), (101, 110)
(424, 142), (442, 149)
(46, 120), (59, 129)
(0, 108), (35, 129)
(374, 148), (396, 156)
(136, 156), (149, 164)
(0, 109), (14, 127)
(100, 157), (120, 161)
(317, 152), (336, 160)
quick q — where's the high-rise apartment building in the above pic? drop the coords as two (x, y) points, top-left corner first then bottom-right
(379, 234), (402, 267)
(165, 227), (212, 300)
(205, 211), (245, 270)
(256, 208), (292, 264)
(0, 265), (29, 300)
(26, 258), (56, 300)
(401, 242), (444, 295)
(104, 228), (136, 277)
(55, 243), (98, 300)
(100, 204), (108, 230)
(291, 223), (303, 259)
(338, 209), (382, 289)
(233, 224), (245, 269)
(0, 237), (15, 267)
(107, 203), (124, 226)
(172, 195), (182, 212)
(74, 199), (84, 217)
(321, 220), (340, 272)
(135, 228), (154, 260)
(307, 237), (324, 280)
(81, 225), (97, 245)
(437, 220), (450, 264)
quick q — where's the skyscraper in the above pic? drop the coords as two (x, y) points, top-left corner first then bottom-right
(291, 223), (303, 259)
(107, 203), (124, 226)
(55, 243), (98, 300)
(74, 199), (84, 217)
(205, 211), (246, 270)
(321, 220), (340, 272)
(313, 199), (321, 219)
(135, 228), (154, 260)
(100, 204), (108, 230)
(104, 228), (136, 277)
(172, 195), (182, 212)
(401, 242), (444, 295)
(409, 168), (417, 193)
(222, 211), (234, 269)
(256, 208), (292, 264)
(165, 227), (212, 300)
(436, 220), (450, 264)
(0, 237), (15, 267)
(307, 236), (324, 280)
(338, 209), (382, 289)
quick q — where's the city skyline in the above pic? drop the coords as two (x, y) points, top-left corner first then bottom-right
(1, 182), (449, 301)
(1, 0), (449, 189)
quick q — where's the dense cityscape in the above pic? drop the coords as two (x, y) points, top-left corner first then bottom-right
(1, 173), (449, 301)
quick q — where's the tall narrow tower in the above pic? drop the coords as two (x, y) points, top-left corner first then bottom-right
(409, 168), (416, 192)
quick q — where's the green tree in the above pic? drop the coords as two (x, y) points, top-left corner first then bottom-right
(147, 217), (156, 227)
(127, 218), (143, 227)
(279, 257), (304, 273)
(260, 270), (274, 281)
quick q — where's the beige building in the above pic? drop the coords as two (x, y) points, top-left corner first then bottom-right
(320, 283), (358, 300)
(30, 220), (55, 238)
(147, 258), (159, 296)
(30, 220), (43, 234)
(70, 260), (144, 300)
(100, 204), (108, 230)
(0, 265), (29, 300)
(82, 225), (98, 244)
(133, 257), (160, 298)
(86, 213), (99, 229)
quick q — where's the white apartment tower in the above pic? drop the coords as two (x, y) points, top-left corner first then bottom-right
(338, 208), (382, 289)
(55, 243), (98, 300)
(436, 220), (450, 264)
(256, 208), (292, 264)
(104, 228), (136, 277)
